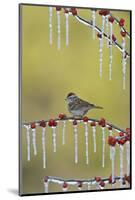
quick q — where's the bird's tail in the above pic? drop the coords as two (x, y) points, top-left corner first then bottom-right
(94, 105), (103, 109)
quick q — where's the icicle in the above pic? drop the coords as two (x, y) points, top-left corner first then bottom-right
(109, 43), (113, 80)
(52, 126), (57, 152)
(49, 7), (53, 45)
(102, 15), (105, 40)
(32, 128), (37, 155)
(102, 127), (105, 168)
(65, 12), (69, 46)
(111, 146), (116, 183)
(42, 127), (46, 168)
(92, 10), (96, 39)
(84, 122), (89, 164)
(105, 15), (109, 45)
(87, 182), (91, 190)
(57, 10), (61, 50)
(126, 141), (130, 175)
(92, 126), (96, 153)
(44, 181), (49, 193)
(62, 121), (66, 145)
(108, 127), (113, 159)
(99, 35), (103, 78)
(26, 126), (30, 161)
(122, 36), (126, 90)
(73, 123), (78, 164)
(119, 145), (124, 186)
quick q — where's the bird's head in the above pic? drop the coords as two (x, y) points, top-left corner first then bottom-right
(65, 92), (77, 103)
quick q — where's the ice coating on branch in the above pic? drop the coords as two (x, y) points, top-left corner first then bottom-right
(126, 141), (130, 175)
(92, 126), (96, 153)
(122, 37), (126, 90)
(52, 127), (57, 152)
(65, 13), (69, 46)
(102, 127), (105, 168)
(87, 182), (91, 190)
(84, 122), (89, 164)
(49, 7), (53, 45)
(42, 127), (46, 168)
(111, 146), (116, 183)
(92, 10), (96, 39)
(119, 145), (124, 186)
(57, 11), (61, 50)
(62, 121), (66, 145)
(26, 126), (30, 161)
(73, 124), (78, 164)
(44, 182), (49, 193)
(32, 128), (37, 155)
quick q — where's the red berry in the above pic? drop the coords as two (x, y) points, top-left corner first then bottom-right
(126, 128), (131, 135)
(108, 126), (112, 130)
(108, 136), (116, 146)
(99, 118), (106, 127)
(99, 10), (103, 15)
(63, 182), (68, 188)
(119, 132), (124, 137)
(102, 10), (110, 16)
(112, 34), (116, 42)
(48, 119), (57, 127)
(56, 6), (61, 11)
(108, 16), (114, 23)
(108, 175), (112, 183)
(120, 31), (126, 37)
(64, 9), (69, 14)
(95, 176), (101, 182)
(73, 120), (77, 126)
(44, 176), (48, 182)
(119, 18), (125, 26)
(125, 134), (130, 141)
(118, 138), (126, 145)
(59, 113), (66, 119)
(40, 120), (46, 128)
(125, 174), (130, 184)
(71, 8), (77, 16)
(99, 181), (105, 187)
(91, 121), (96, 127)
(97, 33), (102, 38)
(77, 181), (82, 188)
(31, 122), (36, 129)
(83, 116), (89, 122)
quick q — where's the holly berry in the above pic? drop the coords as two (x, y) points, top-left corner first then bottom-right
(108, 136), (116, 146)
(108, 126), (112, 130)
(108, 16), (114, 23)
(77, 181), (82, 189)
(112, 34), (116, 42)
(91, 121), (96, 127)
(119, 18), (125, 26)
(95, 176), (101, 182)
(40, 120), (46, 128)
(64, 9), (69, 14)
(83, 116), (89, 122)
(118, 138), (126, 145)
(63, 182), (68, 189)
(99, 181), (105, 187)
(31, 122), (36, 129)
(71, 8), (77, 16)
(119, 132), (124, 137)
(59, 113), (66, 119)
(98, 118), (106, 127)
(120, 31), (126, 37)
(73, 120), (77, 126)
(48, 119), (57, 127)
(56, 6), (61, 11)
(44, 176), (48, 183)
(97, 33), (102, 38)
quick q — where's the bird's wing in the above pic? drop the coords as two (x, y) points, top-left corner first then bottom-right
(72, 98), (94, 110)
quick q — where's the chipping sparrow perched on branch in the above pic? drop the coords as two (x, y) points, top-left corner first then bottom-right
(65, 92), (103, 118)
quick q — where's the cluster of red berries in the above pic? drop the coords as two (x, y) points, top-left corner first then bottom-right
(95, 176), (105, 187)
(99, 10), (110, 16)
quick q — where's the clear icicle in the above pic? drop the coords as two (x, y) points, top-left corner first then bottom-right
(111, 146), (116, 184)
(57, 11), (61, 50)
(99, 37), (103, 78)
(126, 141), (130, 175)
(102, 16), (105, 41)
(62, 121), (66, 145)
(32, 128), (37, 155)
(109, 130), (113, 160)
(49, 7), (53, 45)
(42, 128), (46, 168)
(44, 182), (49, 193)
(92, 126), (96, 153)
(84, 123), (89, 164)
(106, 16), (109, 46)
(119, 145), (124, 186)
(87, 182), (91, 190)
(65, 13), (69, 46)
(92, 10), (96, 39)
(52, 127), (56, 152)
(109, 22), (113, 80)
(73, 125), (78, 164)
(102, 127), (105, 168)
(26, 126), (30, 161)
(122, 37), (126, 90)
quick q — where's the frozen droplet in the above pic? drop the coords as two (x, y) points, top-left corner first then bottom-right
(65, 13), (69, 46)
(26, 126), (30, 161)
(119, 145), (124, 186)
(62, 121), (66, 145)
(42, 127), (46, 168)
(92, 10), (96, 39)
(44, 182), (49, 193)
(111, 146), (116, 183)
(57, 11), (61, 50)
(102, 127), (105, 168)
(52, 127), (57, 152)
(73, 125), (78, 164)
(99, 37), (103, 78)
(84, 122), (89, 164)
(126, 141), (130, 175)
(92, 126), (96, 153)
(32, 128), (37, 155)
(49, 7), (53, 45)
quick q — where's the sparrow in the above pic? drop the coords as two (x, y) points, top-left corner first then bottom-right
(65, 92), (103, 118)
